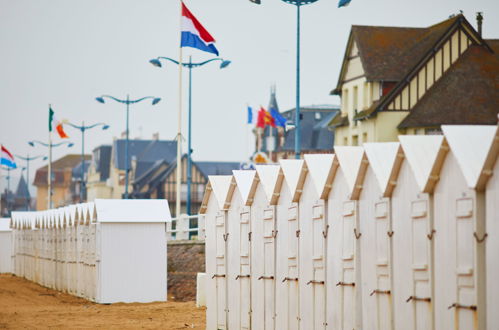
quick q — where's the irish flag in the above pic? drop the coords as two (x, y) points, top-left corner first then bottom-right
(49, 106), (69, 138)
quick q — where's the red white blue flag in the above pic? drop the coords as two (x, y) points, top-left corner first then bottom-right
(181, 3), (219, 56)
(1, 145), (17, 169)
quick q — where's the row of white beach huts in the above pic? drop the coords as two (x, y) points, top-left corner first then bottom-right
(201, 125), (499, 330)
(2, 199), (170, 304)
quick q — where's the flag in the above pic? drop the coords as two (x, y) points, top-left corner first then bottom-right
(338, 0), (352, 7)
(247, 106), (256, 124)
(257, 107), (275, 128)
(270, 108), (287, 128)
(181, 3), (219, 56)
(49, 106), (69, 139)
(1, 145), (17, 169)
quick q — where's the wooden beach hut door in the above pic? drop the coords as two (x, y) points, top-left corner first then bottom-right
(239, 206), (251, 330)
(261, 205), (276, 330)
(373, 199), (393, 330)
(286, 202), (299, 330)
(311, 200), (327, 329)
(340, 200), (358, 330)
(409, 196), (433, 330)
(215, 210), (228, 330)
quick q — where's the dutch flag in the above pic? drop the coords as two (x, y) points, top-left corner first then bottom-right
(1, 145), (17, 169)
(180, 3), (219, 56)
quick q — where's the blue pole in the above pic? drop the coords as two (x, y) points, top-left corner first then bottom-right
(125, 94), (130, 199)
(295, 0), (301, 159)
(187, 57), (193, 215)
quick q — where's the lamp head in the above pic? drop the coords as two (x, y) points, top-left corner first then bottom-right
(220, 60), (231, 69)
(102, 125), (110, 130)
(95, 97), (105, 104)
(42, 156), (48, 161)
(68, 143), (74, 148)
(149, 59), (162, 68)
(152, 98), (161, 105)
(28, 142), (34, 147)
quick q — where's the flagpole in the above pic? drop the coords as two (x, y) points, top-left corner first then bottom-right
(48, 104), (52, 210)
(176, 0), (184, 218)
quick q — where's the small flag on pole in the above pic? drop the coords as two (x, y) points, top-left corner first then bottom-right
(49, 106), (69, 139)
(181, 3), (219, 56)
(338, 0), (352, 7)
(247, 106), (256, 124)
(1, 145), (17, 169)
(270, 108), (287, 128)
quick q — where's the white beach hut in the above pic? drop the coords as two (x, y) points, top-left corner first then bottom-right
(252, 165), (283, 330)
(359, 142), (403, 330)
(200, 175), (236, 330)
(0, 218), (12, 273)
(327, 146), (367, 330)
(485, 124), (499, 329)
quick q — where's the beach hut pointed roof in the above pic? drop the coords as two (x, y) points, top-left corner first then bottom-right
(208, 175), (236, 210)
(279, 159), (307, 202)
(304, 154), (337, 199)
(233, 170), (258, 206)
(334, 146), (367, 199)
(442, 125), (498, 191)
(399, 135), (448, 193)
(364, 142), (403, 197)
(255, 165), (283, 205)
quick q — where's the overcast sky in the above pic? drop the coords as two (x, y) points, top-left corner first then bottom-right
(0, 0), (497, 193)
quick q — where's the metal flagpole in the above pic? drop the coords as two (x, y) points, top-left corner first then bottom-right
(48, 105), (52, 210)
(176, 0), (184, 218)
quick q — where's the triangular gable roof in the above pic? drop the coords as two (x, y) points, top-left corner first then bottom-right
(233, 170), (258, 206)
(364, 142), (404, 197)
(208, 175), (236, 210)
(334, 146), (368, 199)
(279, 159), (307, 202)
(255, 165), (283, 205)
(399, 135), (448, 193)
(303, 154), (338, 199)
(442, 125), (498, 191)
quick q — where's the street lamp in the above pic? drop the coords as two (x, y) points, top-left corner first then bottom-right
(15, 154), (48, 210)
(95, 95), (161, 199)
(150, 56), (231, 215)
(250, 0), (319, 159)
(67, 122), (109, 202)
(28, 140), (73, 209)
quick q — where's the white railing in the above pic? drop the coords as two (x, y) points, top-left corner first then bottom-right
(166, 214), (205, 241)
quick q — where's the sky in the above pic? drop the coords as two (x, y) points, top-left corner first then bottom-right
(0, 0), (498, 194)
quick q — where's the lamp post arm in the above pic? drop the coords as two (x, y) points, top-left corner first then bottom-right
(157, 56), (181, 66)
(51, 141), (73, 148)
(100, 95), (128, 104)
(128, 96), (156, 104)
(190, 58), (224, 67)
(68, 122), (108, 131)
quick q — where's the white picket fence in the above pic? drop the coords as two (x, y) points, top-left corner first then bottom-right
(201, 124), (499, 330)
(166, 214), (205, 241)
(9, 199), (170, 304)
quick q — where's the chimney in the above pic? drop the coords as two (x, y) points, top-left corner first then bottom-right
(476, 12), (483, 37)
(152, 132), (160, 140)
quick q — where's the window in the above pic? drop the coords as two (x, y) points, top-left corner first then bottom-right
(353, 86), (358, 111)
(315, 112), (322, 120)
(352, 135), (359, 146)
(343, 137), (348, 146)
(362, 133), (368, 143)
(343, 89), (349, 113)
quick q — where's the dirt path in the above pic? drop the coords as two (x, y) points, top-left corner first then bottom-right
(0, 274), (205, 329)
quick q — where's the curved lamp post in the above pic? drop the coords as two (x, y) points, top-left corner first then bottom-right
(15, 154), (48, 210)
(150, 56), (230, 215)
(250, 0), (319, 159)
(95, 95), (161, 199)
(67, 122), (109, 202)
(28, 140), (73, 209)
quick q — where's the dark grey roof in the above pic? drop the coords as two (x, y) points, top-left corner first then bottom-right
(113, 139), (177, 171)
(72, 160), (91, 179)
(196, 161), (241, 177)
(91, 145), (112, 182)
(268, 86), (279, 111)
(15, 176), (30, 199)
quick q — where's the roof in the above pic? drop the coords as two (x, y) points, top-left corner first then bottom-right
(93, 145), (111, 182)
(113, 139), (177, 171)
(398, 43), (499, 128)
(196, 161), (241, 177)
(34, 154), (91, 186)
(333, 15), (461, 93)
(15, 176), (30, 199)
(278, 106), (339, 151)
(72, 160), (91, 179)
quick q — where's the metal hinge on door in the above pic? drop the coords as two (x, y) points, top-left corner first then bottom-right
(223, 233), (229, 241)
(322, 225), (330, 238)
(248, 231), (252, 241)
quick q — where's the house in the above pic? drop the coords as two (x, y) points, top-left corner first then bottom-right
(0, 176), (32, 216)
(331, 13), (499, 145)
(33, 154), (91, 210)
(256, 88), (339, 161)
(86, 138), (177, 200)
(130, 155), (240, 216)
